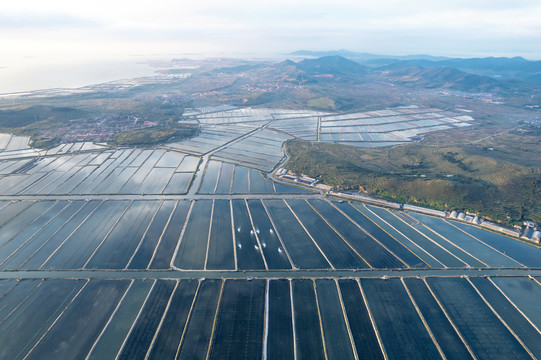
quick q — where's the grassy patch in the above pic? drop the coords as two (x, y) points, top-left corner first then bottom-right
(110, 126), (198, 146)
(307, 97), (335, 110)
(0, 105), (83, 129)
(30, 137), (62, 150)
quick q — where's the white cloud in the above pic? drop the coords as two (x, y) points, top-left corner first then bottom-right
(1, 0), (541, 60)
(0, 13), (98, 28)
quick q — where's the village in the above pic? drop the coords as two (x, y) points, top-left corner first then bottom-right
(39, 113), (159, 143)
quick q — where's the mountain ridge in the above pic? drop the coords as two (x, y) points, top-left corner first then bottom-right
(290, 50), (541, 84)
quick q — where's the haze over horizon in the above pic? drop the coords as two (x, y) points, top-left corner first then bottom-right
(1, 0), (541, 64)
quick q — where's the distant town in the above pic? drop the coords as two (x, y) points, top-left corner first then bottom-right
(39, 114), (159, 143)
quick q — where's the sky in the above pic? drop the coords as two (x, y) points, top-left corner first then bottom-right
(1, 0), (541, 65)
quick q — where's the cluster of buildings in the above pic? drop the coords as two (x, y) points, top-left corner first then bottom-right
(449, 211), (481, 224)
(239, 81), (296, 95)
(439, 90), (503, 104)
(520, 222), (541, 244)
(39, 114), (152, 143)
(521, 118), (541, 128)
(275, 168), (332, 191)
(449, 211), (541, 242)
(276, 168), (318, 185)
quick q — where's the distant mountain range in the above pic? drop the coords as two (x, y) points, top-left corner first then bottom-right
(371, 57), (541, 84)
(221, 56), (370, 82)
(278, 55), (524, 92)
(291, 50), (541, 84)
(290, 50), (450, 61)
(380, 65), (508, 92)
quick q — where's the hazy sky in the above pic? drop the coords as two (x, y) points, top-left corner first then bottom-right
(2, 0), (541, 63)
